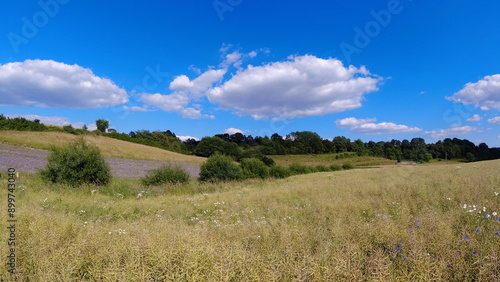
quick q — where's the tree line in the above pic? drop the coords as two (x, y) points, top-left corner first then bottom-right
(1, 115), (499, 162)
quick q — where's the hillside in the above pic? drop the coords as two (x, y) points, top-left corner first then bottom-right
(0, 130), (205, 163)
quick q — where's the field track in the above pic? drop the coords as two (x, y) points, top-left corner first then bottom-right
(0, 143), (200, 178)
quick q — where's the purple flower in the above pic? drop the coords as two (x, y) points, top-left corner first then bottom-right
(472, 251), (477, 254)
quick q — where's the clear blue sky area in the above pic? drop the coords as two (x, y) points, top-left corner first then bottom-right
(1, 0), (499, 146)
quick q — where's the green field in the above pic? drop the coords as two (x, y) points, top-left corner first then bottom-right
(269, 153), (396, 167)
(1, 158), (499, 280)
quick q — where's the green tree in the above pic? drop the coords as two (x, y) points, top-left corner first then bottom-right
(96, 119), (109, 133)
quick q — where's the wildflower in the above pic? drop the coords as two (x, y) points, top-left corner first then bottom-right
(493, 212), (497, 216)
(472, 251), (477, 254)
(416, 220), (420, 223)
(476, 228), (481, 232)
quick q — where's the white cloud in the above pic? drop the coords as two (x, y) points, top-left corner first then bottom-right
(177, 135), (199, 141)
(224, 128), (244, 135)
(467, 114), (482, 122)
(5, 114), (95, 130)
(424, 126), (478, 139)
(140, 68), (225, 119)
(208, 55), (380, 120)
(0, 59), (128, 108)
(336, 117), (422, 135)
(447, 74), (500, 111)
(122, 105), (150, 112)
(487, 116), (500, 124)
(169, 75), (194, 91)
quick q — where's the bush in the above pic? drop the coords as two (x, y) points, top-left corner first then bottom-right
(141, 165), (190, 186)
(260, 156), (275, 167)
(40, 138), (111, 186)
(269, 165), (292, 178)
(199, 153), (243, 182)
(342, 163), (354, 170)
(240, 158), (270, 179)
(315, 165), (330, 172)
(329, 164), (343, 171)
(289, 163), (317, 175)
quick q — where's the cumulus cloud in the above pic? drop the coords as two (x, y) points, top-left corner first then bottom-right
(336, 117), (422, 135)
(487, 116), (500, 124)
(0, 59), (128, 108)
(424, 126), (478, 139)
(208, 55), (381, 120)
(169, 75), (194, 91)
(177, 135), (199, 141)
(140, 69), (225, 119)
(467, 114), (482, 122)
(447, 74), (500, 110)
(224, 128), (244, 135)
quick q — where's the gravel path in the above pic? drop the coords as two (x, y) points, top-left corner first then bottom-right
(0, 143), (200, 178)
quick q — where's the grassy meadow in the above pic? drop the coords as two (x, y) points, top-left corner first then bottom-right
(1, 159), (499, 281)
(269, 153), (395, 168)
(0, 131), (205, 163)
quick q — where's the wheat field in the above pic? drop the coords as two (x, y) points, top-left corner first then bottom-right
(1, 158), (499, 281)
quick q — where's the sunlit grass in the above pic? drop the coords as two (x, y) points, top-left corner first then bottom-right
(269, 153), (395, 167)
(1, 160), (499, 280)
(0, 131), (205, 163)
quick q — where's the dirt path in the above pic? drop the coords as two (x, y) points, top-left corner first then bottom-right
(0, 143), (200, 178)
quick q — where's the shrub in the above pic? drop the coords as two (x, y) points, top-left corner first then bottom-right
(141, 165), (190, 186)
(342, 163), (354, 170)
(260, 156), (275, 167)
(269, 165), (292, 178)
(329, 164), (343, 171)
(315, 165), (330, 172)
(199, 153), (243, 182)
(240, 158), (270, 179)
(40, 138), (111, 186)
(289, 163), (317, 175)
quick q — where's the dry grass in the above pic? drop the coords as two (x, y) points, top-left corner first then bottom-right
(0, 131), (205, 163)
(1, 160), (499, 280)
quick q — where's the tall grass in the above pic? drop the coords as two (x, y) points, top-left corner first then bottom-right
(1, 160), (499, 280)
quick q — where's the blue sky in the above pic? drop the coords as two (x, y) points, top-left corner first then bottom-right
(1, 0), (500, 146)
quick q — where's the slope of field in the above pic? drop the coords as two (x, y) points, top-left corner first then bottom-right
(269, 153), (396, 167)
(0, 130), (205, 163)
(2, 159), (499, 280)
